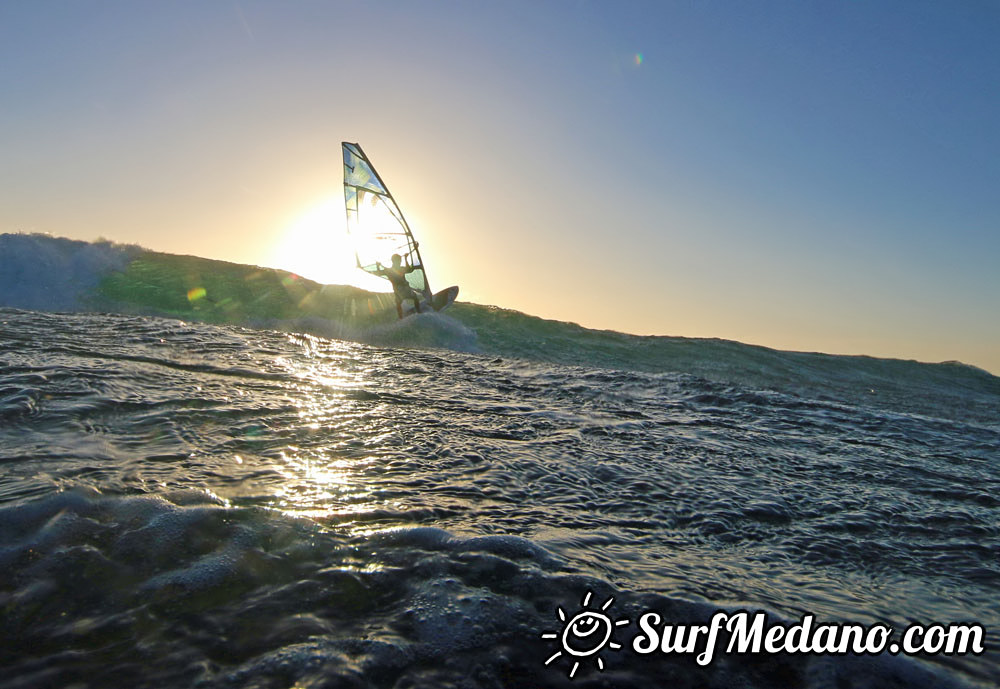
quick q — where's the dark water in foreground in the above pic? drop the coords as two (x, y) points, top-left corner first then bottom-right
(1, 309), (997, 688)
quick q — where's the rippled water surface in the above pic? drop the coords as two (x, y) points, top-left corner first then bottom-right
(1, 309), (997, 688)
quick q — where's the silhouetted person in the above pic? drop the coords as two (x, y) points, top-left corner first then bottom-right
(375, 253), (422, 319)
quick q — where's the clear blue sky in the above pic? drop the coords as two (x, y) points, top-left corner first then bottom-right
(2, 1), (998, 373)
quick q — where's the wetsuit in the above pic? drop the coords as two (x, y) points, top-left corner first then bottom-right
(376, 264), (422, 317)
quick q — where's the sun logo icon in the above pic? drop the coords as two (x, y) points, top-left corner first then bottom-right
(540, 590), (630, 679)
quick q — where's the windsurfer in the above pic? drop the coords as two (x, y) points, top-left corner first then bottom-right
(375, 253), (422, 319)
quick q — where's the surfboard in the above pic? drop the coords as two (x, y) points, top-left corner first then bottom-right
(401, 285), (459, 316)
(431, 285), (459, 311)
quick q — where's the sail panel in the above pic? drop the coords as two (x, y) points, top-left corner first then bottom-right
(342, 142), (428, 295)
(343, 143), (388, 195)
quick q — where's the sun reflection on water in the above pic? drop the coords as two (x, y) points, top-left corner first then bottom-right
(267, 333), (393, 525)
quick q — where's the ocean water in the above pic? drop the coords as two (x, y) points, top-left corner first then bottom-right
(1, 305), (997, 689)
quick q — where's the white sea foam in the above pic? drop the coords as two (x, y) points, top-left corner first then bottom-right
(0, 233), (141, 312)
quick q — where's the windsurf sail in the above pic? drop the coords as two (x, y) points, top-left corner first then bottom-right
(342, 142), (431, 299)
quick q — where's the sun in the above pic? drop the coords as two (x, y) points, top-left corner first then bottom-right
(540, 590), (630, 679)
(269, 197), (384, 290)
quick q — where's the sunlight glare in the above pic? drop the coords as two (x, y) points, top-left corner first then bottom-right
(270, 198), (382, 289)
